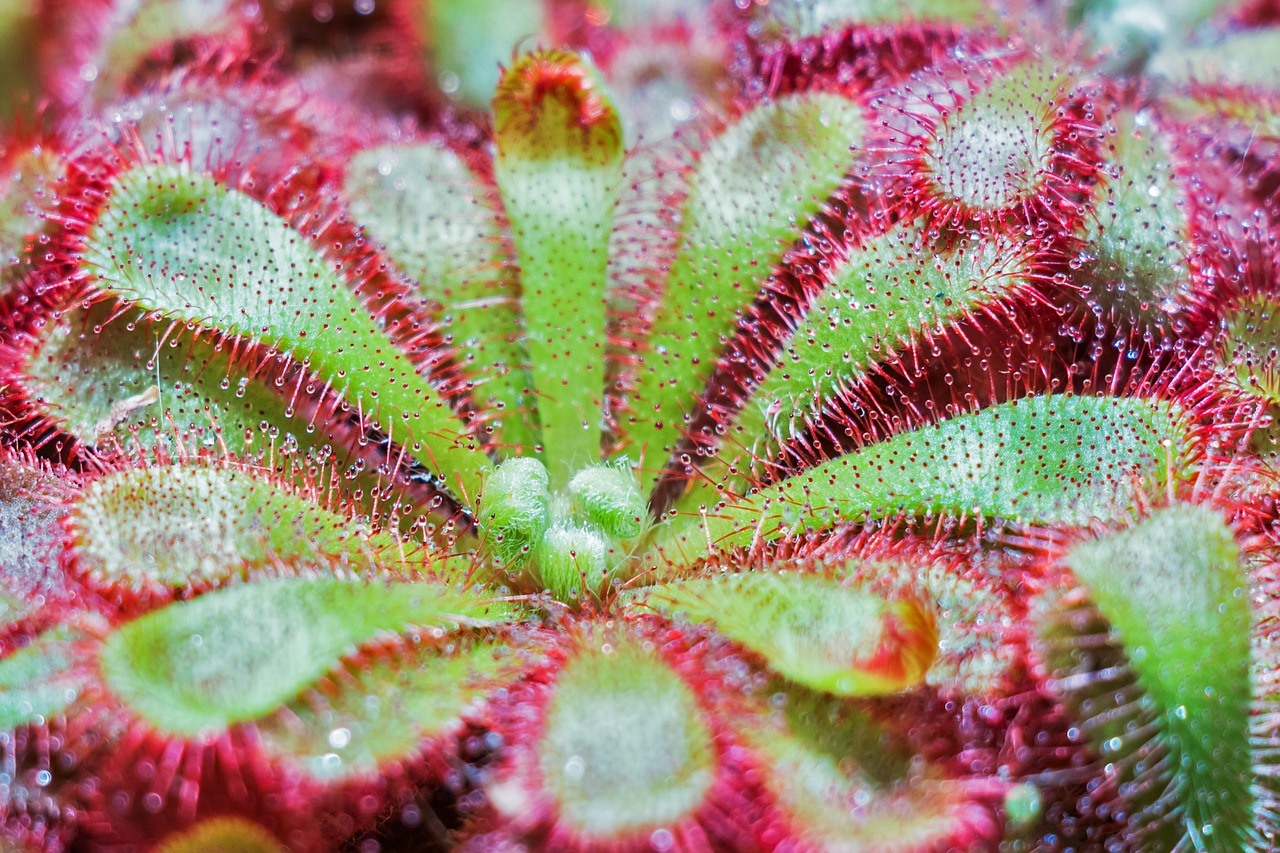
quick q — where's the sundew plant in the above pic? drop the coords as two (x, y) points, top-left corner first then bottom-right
(1, 0), (1280, 851)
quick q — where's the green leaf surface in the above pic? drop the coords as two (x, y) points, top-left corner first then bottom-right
(1080, 110), (1189, 319)
(743, 691), (993, 852)
(257, 638), (510, 782)
(520, 638), (716, 837)
(729, 228), (1033, 460)
(27, 302), (308, 452)
(1064, 505), (1253, 851)
(70, 463), (410, 594)
(1150, 27), (1280, 89)
(96, 0), (241, 94)
(1068, 0), (1229, 68)
(622, 93), (864, 490)
(0, 145), (60, 298)
(754, 0), (990, 39)
(343, 142), (536, 453)
(1221, 294), (1280, 404)
(99, 577), (513, 736)
(83, 163), (488, 506)
(0, 459), (65, 619)
(493, 52), (625, 485)
(653, 395), (1190, 563)
(0, 627), (87, 729)
(922, 62), (1061, 214)
(646, 573), (936, 696)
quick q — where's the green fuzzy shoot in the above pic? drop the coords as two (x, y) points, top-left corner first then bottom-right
(568, 462), (647, 541)
(481, 456), (552, 570)
(481, 458), (646, 600)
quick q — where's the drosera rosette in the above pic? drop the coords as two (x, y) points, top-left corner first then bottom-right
(3, 3), (1280, 848)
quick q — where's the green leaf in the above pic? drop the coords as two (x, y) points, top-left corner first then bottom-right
(83, 163), (489, 507)
(1062, 505), (1253, 851)
(1221, 294), (1280, 404)
(1150, 26), (1280, 89)
(653, 395), (1191, 563)
(753, 0), (991, 39)
(1079, 110), (1189, 320)
(921, 62), (1063, 215)
(343, 142), (537, 453)
(1067, 0), (1229, 68)
(99, 577), (513, 736)
(26, 303), (306, 451)
(69, 463), (411, 595)
(256, 638), (510, 783)
(622, 93), (864, 491)
(727, 228), (1035, 462)
(0, 458), (65, 622)
(0, 144), (59, 298)
(645, 572), (936, 696)
(494, 637), (716, 838)
(493, 51), (626, 486)
(743, 690), (996, 851)
(0, 627), (87, 730)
